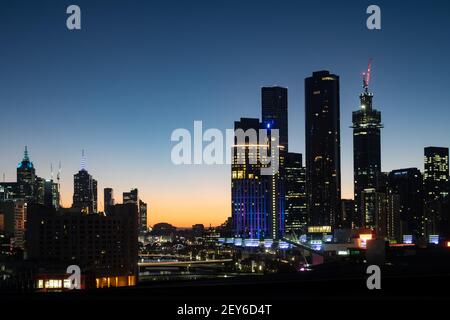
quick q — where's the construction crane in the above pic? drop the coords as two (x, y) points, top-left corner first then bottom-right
(363, 58), (373, 92)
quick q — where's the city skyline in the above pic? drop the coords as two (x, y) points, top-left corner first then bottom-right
(1, 0), (450, 227)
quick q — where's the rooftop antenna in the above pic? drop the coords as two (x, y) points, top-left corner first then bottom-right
(50, 163), (54, 180)
(81, 149), (86, 171)
(23, 145), (29, 161)
(362, 58), (373, 92)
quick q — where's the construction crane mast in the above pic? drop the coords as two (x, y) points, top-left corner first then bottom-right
(363, 58), (373, 92)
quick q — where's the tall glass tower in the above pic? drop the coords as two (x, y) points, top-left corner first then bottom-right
(352, 65), (383, 227)
(305, 71), (341, 228)
(424, 146), (449, 237)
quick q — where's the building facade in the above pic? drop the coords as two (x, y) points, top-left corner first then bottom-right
(73, 169), (98, 214)
(26, 203), (138, 289)
(424, 147), (450, 238)
(305, 71), (341, 228)
(352, 78), (382, 227)
(231, 118), (284, 240)
(388, 168), (424, 241)
(285, 152), (307, 234)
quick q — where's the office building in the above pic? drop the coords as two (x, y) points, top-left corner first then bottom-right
(261, 86), (288, 151)
(340, 199), (355, 229)
(352, 70), (383, 227)
(424, 147), (450, 238)
(285, 152), (307, 234)
(26, 203), (138, 290)
(104, 188), (115, 215)
(305, 71), (341, 228)
(231, 118), (285, 240)
(388, 168), (424, 241)
(139, 199), (148, 232)
(73, 169), (97, 214)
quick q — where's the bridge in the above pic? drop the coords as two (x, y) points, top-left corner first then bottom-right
(138, 259), (233, 267)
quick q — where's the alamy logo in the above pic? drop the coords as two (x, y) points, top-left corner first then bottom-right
(366, 265), (381, 290)
(171, 121), (280, 175)
(66, 5), (81, 30)
(67, 265), (81, 289)
(366, 5), (381, 30)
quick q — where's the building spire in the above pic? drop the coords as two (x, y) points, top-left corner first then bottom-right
(23, 145), (29, 161)
(362, 58), (373, 93)
(81, 149), (87, 171)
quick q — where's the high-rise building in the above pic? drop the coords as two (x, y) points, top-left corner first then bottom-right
(388, 168), (423, 241)
(285, 152), (307, 234)
(17, 146), (36, 187)
(139, 199), (148, 232)
(424, 147), (450, 238)
(26, 203), (138, 290)
(104, 187), (115, 215)
(352, 69), (383, 227)
(0, 147), (50, 205)
(0, 202), (15, 236)
(43, 179), (60, 209)
(232, 118), (270, 239)
(231, 118), (284, 240)
(123, 188), (147, 231)
(123, 188), (139, 205)
(361, 188), (386, 239)
(73, 167), (98, 214)
(305, 71), (341, 228)
(340, 199), (355, 229)
(261, 86), (288, 151)
(12, 200), (27, 249)
(16, 146), (36, 201)
(385, 191), (401, 243)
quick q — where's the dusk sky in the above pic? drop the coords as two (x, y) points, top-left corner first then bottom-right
(1, 0), (449, 227)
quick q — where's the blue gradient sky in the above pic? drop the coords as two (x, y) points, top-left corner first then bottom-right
(0, 0), (449, 227)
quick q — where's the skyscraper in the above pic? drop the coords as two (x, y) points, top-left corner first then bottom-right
(340, 199), (355, 229)
(305, 71), (341, 228)
(231, 118), (284, 240)
(261, 86), (288, 151)
(361, 188), (387, 239)
(43, 179), (60, 209)
(26, 203), (138, 289)
(104, 187), (115, 215)
(139, 199), (148, 232)
(285, 152), (307, 234)
(232, 118), (270, 239)
(123, 188), (147, 231)
(388, 168), (423, 241)
(352, 64), (383, 227)
(261, 87), (287, 239)
(72, 152), (97, 214)
(17, 146), (35, 186)
(123, 188), (139, 205)
(16, 146), (36, 201)
(424, 147), (450, 238)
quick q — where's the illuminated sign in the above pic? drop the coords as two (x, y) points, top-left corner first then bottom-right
(359, 234), (373, 241)
(429, 235), (439, 245)
(403, 235), (413, 244)
(308, 226), (332, 233)
(244, 239), (259, 247)
(278, 241), (290, 249)
(358, 234), (373, 249)
(264, 239), (273, 248)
